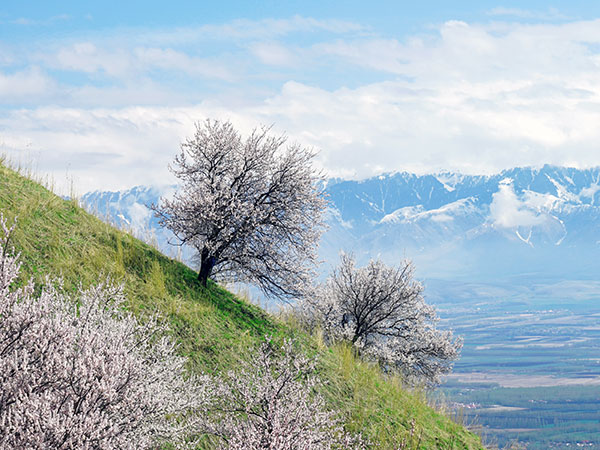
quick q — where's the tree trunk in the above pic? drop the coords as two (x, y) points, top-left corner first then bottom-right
(198, 248), (216, 287)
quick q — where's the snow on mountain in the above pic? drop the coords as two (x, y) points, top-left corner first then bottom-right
(81, 165), (600, 281)
(81, 184), (190, 261)
(434, 172), (467, 192)
(380, 197), (478, 225)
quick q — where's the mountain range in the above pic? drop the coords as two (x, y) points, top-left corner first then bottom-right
(82, 165), (600, 283)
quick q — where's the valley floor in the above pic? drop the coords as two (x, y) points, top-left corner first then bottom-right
(430, 278), (600, 449)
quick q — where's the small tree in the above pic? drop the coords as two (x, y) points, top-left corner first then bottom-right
(152, 119), (327, 299)
(302, 253), (462, 386)
(205, 337), (360, 449)
(0, 215), (210, 449)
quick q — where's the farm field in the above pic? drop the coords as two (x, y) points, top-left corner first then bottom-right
(430, 278), (600, 449)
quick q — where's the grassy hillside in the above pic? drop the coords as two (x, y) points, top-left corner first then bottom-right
(0, 160), (484, 449)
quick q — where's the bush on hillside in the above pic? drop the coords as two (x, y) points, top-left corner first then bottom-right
(0, 214), (210, 449)
(301, 253), (462, 386)
(205, 337), (361, 449)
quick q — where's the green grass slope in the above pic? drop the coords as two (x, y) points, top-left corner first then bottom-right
(0, 161), (484, 450)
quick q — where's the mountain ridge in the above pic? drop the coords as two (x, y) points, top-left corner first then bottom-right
(81, 164), (600, 281)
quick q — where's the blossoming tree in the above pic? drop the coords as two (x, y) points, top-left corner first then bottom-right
(152, 120), (327, 300)
(302, 253), (462, 386)
(0, 215), (209, 449)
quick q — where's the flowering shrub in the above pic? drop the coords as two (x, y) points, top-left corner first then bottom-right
(0, 214), (209, 449)
(301, 253), (462, 386)
(206, 337), (361, 449)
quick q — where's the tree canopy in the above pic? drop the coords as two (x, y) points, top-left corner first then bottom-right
(302, 253), (462, 386)
(153, 120), (327, 300)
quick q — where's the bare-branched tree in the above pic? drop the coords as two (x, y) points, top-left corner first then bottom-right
(302, 253), (462, 386)
(205, 337), (361, 449)
(153, 120), (327, 299)
(0, 215), (210, 449)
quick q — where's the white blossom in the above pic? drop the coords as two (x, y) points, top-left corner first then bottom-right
(301, 253), (462, 386)
(205, 337), (361, 449)
(0, 214), (211, 449)
(152, 119), (327, 300)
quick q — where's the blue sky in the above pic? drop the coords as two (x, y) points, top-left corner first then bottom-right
(2, 2), (600, 193)
(2, 1), (597, 37)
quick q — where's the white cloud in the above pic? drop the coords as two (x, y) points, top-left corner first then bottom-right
(134, 47), (235, 80)
(314, 38), (407, 74)
(127, 202), (152, 231)
(0, 102), (269, 194)
(0, 106), (189, 194)
(490, 179), (546, 228)
(141, 16), (365, 45)
(11, 14), (71, 26)
(487, 7), (568, 20)
(581, 183), (600, 204)
(0, 67), (56, 100)
(6, 16), (600, 193)
(40, 41), (238, 86)
(249, 19), (600, 176)
(217, 16), (364, 38)
(249, 42), (299, 66)
(53, 42), (134, 77)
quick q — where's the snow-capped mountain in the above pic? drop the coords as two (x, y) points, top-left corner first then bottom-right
(323, 165), (600, 280)
(81, 184), (193, 262)
(81, 165), (600, 281)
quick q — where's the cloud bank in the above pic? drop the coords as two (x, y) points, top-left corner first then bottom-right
(2, 14), (600, 193)
(490, 179), (546, 228)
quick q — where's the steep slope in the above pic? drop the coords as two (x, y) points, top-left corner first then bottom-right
(0, 161), (483, 449)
